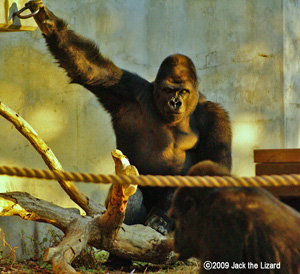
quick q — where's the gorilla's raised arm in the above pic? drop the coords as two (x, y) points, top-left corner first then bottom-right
(28, 1), (151, 113)
(45, 17), (123, 88)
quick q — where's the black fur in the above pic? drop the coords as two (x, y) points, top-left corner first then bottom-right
(170, 162), (300, 273)
(40, 13), (231, 234)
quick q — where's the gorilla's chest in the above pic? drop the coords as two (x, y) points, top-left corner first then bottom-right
(114, 107), (199, 175)
(148, 127), (199, 174)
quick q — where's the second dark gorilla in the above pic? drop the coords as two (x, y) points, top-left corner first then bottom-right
(169, 161), (300, 273)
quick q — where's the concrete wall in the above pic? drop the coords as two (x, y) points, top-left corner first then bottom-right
(283, 0), (300, 148)
(0, 0), (298, 259)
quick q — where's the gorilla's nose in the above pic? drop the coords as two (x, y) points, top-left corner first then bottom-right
(168, 97), (182, 111)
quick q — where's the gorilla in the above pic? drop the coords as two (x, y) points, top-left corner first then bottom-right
(169, 161), (300, 273)
(28, 1), (231, 234)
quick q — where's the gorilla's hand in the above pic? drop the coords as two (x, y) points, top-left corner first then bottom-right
(26, 0), (59, 36)
(145, 207), (175, 235)
(26, 0), (45, 13)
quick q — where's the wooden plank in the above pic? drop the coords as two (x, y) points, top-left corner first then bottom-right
(254, 149), (300, 163)
(255, 163), (300, 175)
(255, 161), (300, 198)
(0, 0), (37, 32)
(264, 186), (300, 198)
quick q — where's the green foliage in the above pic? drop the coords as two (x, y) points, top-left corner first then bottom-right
(36, 258), (52, 271)
(72, 246), (108, 273)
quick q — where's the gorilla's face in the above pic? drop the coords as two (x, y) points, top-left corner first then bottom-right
(154, 55), (199, 124)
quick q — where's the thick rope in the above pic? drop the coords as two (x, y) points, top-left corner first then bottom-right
(0, 165), (300, 188)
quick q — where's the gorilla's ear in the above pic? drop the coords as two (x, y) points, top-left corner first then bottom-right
(183, 196), (196, 212)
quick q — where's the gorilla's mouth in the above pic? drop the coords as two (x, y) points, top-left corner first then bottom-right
(165, 107), (184, 116)
(165, 111), (183, 119)
(164, 112), (184, 123)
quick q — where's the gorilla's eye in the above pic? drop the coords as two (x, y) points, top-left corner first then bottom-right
(180, 89), (189, 95)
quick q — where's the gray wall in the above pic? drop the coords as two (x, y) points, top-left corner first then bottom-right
(0, 0), (299, 259)
(284, 0), (300, 147)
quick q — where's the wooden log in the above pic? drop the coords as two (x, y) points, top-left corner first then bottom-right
(43, 217), (89, 274)
(0, 149), (175, 272)
(0, 191), (175, 269)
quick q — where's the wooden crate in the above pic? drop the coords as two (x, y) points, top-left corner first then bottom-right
(254, 149), (300, 197)
(0, 0), (37, 32)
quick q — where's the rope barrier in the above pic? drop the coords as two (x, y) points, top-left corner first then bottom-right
(0, 165), (300, 188)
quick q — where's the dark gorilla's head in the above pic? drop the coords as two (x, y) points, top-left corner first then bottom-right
(154, 54), (199, 124)
(168, 161), (230, 261)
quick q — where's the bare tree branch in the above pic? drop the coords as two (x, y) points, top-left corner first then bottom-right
(0, 192), (80, 231)
(0, 190), (175, 272)
(100, 150), (138, 241)
(0, 101), (104, 216)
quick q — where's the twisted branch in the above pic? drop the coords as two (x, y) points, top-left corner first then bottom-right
(0, 101), (104, 216)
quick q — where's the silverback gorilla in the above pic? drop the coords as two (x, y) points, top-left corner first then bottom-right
(28, 1), (231, 234)
(169, 161), (300, 274)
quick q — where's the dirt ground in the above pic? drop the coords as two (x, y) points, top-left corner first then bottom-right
(0, 259), (200, 274)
